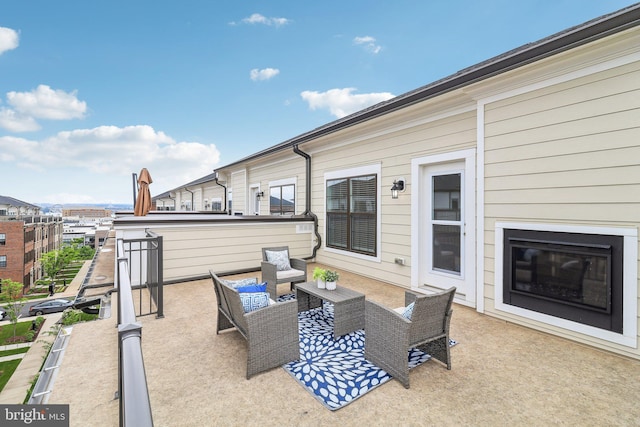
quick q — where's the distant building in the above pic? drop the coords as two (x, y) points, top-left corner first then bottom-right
(64, 222), (111, 249)
(62, 207), (113, 220)
(0, 196), (63, 288)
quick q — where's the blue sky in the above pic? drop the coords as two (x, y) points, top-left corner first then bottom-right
(1, 1), (636, 205)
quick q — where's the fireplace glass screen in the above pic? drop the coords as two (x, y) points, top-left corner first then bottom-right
(512, 243), (610, 311)
(504, 229), (623, 333)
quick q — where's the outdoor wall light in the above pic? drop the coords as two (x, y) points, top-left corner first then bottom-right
(256, 191), (264, 199)
(391, 178), (406, 199)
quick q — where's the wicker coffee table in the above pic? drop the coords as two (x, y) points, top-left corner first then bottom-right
(296, 281), (365, 338)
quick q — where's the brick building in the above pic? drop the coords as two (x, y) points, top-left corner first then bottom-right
(0, 196), (63, 288)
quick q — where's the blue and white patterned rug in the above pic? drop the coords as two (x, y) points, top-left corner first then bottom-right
(279, 294), (457, 411)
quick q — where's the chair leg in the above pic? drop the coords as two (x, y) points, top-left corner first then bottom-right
(419, 337), (451, 369)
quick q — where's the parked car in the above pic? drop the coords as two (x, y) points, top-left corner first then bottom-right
(0, 307), (6, 320)
(28, 299), (74, 316)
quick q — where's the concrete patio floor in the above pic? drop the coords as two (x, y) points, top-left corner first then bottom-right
(21, 232), (633, 425)
(43, 256), (640, 427)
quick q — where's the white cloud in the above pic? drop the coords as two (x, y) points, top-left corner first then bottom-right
(0, 125), (221, 195)
(40, 193), (99, 205)
(0, 108), (41, 132)
(300, 88), (395, 118)
(238, 13), (290, 27)
(7, 85), (87, 120)
(353, 36), (381, 54)
(0, 27), (19, 55)
(250, 68), (280, 81)
(0, 85), (88, 133)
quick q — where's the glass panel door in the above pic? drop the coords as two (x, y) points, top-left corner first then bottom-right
(416, 151), (475, 304)
(432, 173), (461, 275)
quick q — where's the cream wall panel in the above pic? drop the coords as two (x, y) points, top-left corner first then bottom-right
(150, 222), (314, 281)
(485, 164), (640, 190)
(486, 108), (638, 151)
(246, 158), (306, 215)
(482, 61), (640, 359)
(485, 146), (640, 176)
(486, 92), (639, 137)
(484, 203), (639, 223)
(485, 127), (640, 163)
(485, 61), (640, 122)
(485, 185), (640, 205)
(311, 110), (476, 289)
(229, 171), (247, 214)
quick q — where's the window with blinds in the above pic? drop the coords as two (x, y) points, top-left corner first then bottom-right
(326, 174), (377, 255)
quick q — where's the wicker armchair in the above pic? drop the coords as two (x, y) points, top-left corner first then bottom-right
(209, 270), (300, 379)
(365, 287), (456, 388)
(260, 246), (307, 300)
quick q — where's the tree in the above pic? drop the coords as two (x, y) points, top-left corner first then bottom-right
(0, 279), (27, 340)
(76, 244), (95, 260)
(40, 250), (65, 282)
(40, 247), (76, 282)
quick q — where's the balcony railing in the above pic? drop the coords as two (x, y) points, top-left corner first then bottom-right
(116, 238), (154, 427)
(119, 231), (164, 318)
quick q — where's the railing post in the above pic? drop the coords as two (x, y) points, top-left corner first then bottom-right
(156, 235), (164, 318)
(118, 322), (152, 427)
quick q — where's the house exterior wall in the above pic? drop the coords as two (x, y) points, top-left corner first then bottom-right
(478, 39), (640, 357)
(229, 169), (247, 214)
(244, 156), (306, 215)
(208, 20), (640, 359)
(308, 106), (477, 287)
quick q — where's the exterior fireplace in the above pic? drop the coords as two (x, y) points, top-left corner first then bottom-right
(503, 229), (623, 333)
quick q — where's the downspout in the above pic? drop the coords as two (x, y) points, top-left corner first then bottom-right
(184, 187), (194, 211)
(214, 175), (228, 214)
(293, 145), (321, 259)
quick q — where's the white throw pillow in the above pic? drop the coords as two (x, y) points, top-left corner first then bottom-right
(222, 277), (257, 288)
(265, 249), (292, 271)
(402, 302), (415, 320)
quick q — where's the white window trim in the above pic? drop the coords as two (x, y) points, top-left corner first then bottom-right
(269, 177), (296, 187)
(268, 177), (297, 215)
(324, 163), (382, 262)
(494, 222), (638, 348)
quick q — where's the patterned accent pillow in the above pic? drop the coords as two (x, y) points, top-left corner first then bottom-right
(222, 277), (257, 288)
(265, 250), (292, 271)
(239, 292), (270, 313)
(402, 302), (415, 320)
(236, 282), (268, 293)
